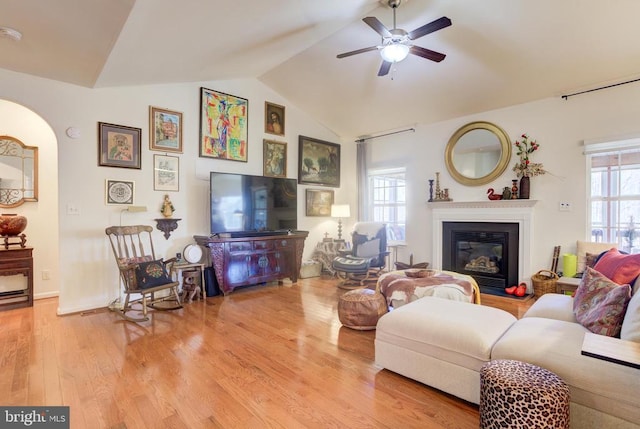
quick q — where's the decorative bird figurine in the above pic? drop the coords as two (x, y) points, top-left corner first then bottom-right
(487, 188), (503, 200)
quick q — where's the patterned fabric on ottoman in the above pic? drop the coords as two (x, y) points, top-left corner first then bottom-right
(338, 288), (388, 330)
(480, 359), (570, 429)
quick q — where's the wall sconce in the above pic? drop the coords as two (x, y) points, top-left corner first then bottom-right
(120, 205), (147, 225)
(331, 204), (351, 241)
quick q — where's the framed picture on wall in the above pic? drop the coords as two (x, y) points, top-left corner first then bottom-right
(153, 154), (179, 191)
(98, 122), (142, 169)
(263, 139), (287, 178)
(305, 189), (334, 217)
(298, 135), (340, 187)
(149, 106), (183, 153)
(265, 101), (285, 137)
(199, 87), (248, 161)
(105, 179), (134, 205)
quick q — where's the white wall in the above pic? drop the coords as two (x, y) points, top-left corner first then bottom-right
(367, 82), (640, 277)
(0, 68), (352, 314)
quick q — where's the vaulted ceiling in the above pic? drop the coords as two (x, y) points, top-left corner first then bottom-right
(2, 0), (640, 139)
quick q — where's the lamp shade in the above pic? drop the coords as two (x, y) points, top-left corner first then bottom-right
(380, 43), (410, 63)
(331, 204), (351, 218)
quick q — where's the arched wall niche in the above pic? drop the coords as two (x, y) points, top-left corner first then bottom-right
(0, 99), (59, 301)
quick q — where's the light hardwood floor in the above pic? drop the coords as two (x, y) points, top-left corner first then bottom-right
(0, 275), (532, 429)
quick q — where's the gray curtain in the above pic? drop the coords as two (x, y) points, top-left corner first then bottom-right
(356, 140), (368, 221)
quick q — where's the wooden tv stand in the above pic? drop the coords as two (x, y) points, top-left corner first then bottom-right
(195, 232), (308, 295)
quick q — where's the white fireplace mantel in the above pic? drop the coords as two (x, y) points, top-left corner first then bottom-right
(429, 200), (537, 286)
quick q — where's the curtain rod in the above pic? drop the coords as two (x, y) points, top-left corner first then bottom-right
(561, 77), (640, 100)
(355, 127), (415, 143)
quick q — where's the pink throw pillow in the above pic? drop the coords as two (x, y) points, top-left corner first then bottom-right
(573, 267), (632, 337)
(593, 248), (640, 285)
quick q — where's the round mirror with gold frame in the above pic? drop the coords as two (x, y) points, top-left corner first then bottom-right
(445, 121), (511, 186)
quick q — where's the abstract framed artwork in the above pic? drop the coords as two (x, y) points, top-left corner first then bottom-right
(263, 139), (287, 178)
(105, 179), (134, 205)
(298, 135), (340, 187)
(199, 87), (248, 161)
(305, 189), (334, 217)
(98, 122), (142, 169)
(265, 101), (285, 137)
(153, 154), (179, 192)
(149, 106), (183, 153)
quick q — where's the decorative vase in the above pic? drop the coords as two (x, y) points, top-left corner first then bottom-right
(0, 214), (27, 236)
(519, 176), (531, 199)
(502, 187), (511, 200)
(511, 180), (518, 199)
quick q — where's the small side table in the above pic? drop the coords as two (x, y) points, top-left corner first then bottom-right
(387, 243), (406, 272)
(556, 276), (581, 295)
(170, 261), (205, 296)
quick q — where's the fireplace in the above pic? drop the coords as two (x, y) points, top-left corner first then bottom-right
(442, 222), (519, 295)
(430, 200), (537, 295)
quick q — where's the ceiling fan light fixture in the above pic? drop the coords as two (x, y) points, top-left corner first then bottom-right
(0, 26), (22, 42)
(380, 43), (409, 63)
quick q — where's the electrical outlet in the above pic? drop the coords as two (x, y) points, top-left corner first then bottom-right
(42, 270), (50, 280)
(67, 204), (80, 215)
(559, 202), (572, 212)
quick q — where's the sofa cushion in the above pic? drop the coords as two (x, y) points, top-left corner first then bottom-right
(491, 317), (640, 424)
(621, 286), (640, 342)
(523, 293), (578, 323)
(376, 297), (516, 369)
(593, 248), (640, 285)
(576, 240), (617, 274)
(573, 267), (632, 337)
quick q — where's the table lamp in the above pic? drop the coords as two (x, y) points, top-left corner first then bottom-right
(331, 204), (351, 242)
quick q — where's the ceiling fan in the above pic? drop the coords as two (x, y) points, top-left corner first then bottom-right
(337, 0), (451, 76)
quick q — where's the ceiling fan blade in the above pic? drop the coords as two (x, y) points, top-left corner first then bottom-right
(410, 46), (446, 62)
(363, 17), (392, 38)
(407, 16), (452, 40)
(378, 61), (392, 77)
(337, 46), (379, 59)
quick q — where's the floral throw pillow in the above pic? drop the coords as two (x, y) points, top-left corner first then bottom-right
(593, 248), (640, 285)
(585, 252), (601, 270)
(117, 255), (153, 289)
(135, 259), (172, 290)
(573, 267), (632, 337)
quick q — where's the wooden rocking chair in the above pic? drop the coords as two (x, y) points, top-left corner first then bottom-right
(106, 225), (182, 322)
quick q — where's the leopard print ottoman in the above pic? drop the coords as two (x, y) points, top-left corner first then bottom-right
(480, 359), (570, 429)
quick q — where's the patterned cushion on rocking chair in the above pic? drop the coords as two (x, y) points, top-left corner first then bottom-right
(332, 256), (371, 274)
(135, 259), (172, 289)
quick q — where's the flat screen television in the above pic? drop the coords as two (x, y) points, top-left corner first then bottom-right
(210, 172), (298, 237)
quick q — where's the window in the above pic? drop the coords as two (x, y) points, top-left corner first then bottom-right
(368, 168), (406, 243)
(588, 148), (640, 254)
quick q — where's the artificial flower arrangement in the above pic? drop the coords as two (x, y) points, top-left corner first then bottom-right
(512, 133), (546, 177)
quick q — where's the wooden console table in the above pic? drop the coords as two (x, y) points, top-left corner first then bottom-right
(195, 232), (308, 295)
(0, 247), (33, 310)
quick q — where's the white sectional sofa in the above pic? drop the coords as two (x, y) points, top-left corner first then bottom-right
(375, 289), (640, 429)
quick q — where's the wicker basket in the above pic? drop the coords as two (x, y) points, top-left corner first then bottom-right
(531, 270), (559, 298)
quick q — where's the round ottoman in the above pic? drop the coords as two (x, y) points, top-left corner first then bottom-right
(338, 288), (388, 330)
(480, 359), (570, 429)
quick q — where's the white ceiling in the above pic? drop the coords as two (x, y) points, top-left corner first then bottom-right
(2, 0), (640, 139)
